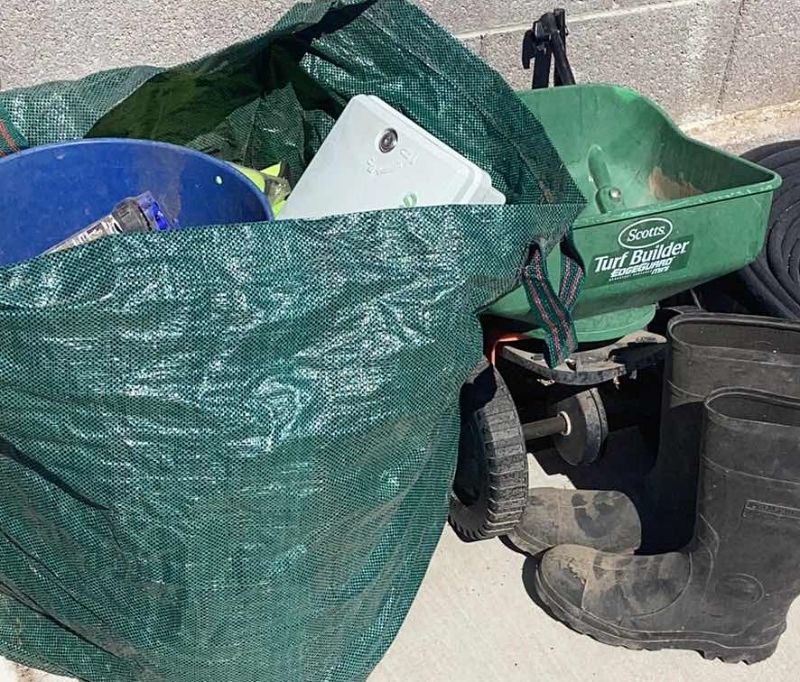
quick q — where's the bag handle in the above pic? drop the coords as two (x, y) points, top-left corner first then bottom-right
(520, 234), (584, 368)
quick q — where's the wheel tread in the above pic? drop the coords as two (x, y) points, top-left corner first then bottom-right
(449, 358), (528, 541)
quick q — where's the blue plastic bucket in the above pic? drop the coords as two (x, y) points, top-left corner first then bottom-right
(0, 138), (273, 266)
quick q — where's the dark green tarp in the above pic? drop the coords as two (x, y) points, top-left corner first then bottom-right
(0, 1), (584, 679)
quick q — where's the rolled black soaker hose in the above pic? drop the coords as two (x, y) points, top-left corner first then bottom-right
(737, 141), (800, 319)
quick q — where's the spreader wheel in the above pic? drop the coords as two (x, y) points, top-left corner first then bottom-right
(448, 359), (528, 541)
(549, 388), (608, 466)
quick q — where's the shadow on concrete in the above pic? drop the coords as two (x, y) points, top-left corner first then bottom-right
(529, 425), (656, 502)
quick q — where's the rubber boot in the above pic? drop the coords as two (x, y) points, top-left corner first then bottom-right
(508, 313), (800, 554)
(644, 313), (800, 550)
(535, 388), (800, 663)
(507, 489), (640, 555)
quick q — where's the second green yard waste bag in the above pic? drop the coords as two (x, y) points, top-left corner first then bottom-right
(0, 0), (584, 679)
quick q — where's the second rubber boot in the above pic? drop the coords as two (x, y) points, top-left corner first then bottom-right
(642, 313), (800, 551)
(508, 313), (800, 555)
(535, 388), (800, 663)
(507, 489), (640, 555)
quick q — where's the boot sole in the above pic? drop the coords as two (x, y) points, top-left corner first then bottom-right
(535, 569), (781, 664)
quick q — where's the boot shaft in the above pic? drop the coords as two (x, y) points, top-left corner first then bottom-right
(649, 315), (800, 550)
(696, 389), (800, 623)
(668, 314), (800, 400)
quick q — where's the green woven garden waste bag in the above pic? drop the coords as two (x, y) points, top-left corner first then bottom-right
(0, 1), (584, 679)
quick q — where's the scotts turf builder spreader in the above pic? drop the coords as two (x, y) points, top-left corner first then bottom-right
(448, 10), (780, 539)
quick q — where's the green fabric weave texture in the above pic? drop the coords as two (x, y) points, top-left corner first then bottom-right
(0, 1), (585, 679)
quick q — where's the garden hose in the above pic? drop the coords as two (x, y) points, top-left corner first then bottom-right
(735, 142), (800, 318)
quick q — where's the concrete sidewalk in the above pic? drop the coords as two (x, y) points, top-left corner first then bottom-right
(371, 478), (800, 682)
